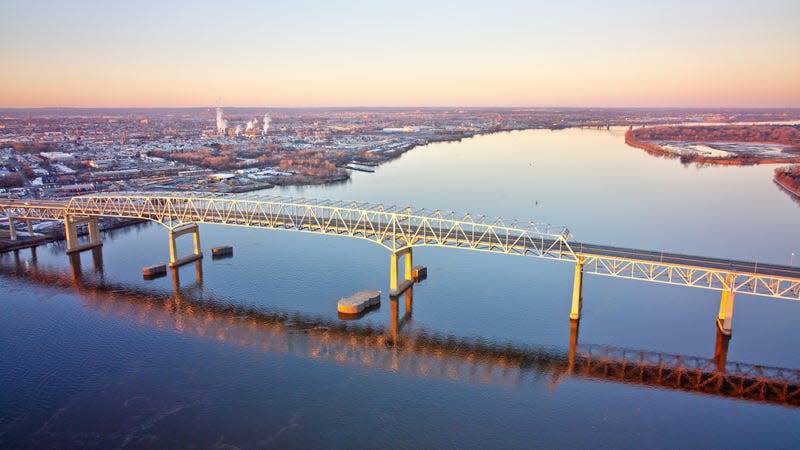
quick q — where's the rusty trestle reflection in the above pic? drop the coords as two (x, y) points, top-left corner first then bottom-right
(1, 253), (797, 408)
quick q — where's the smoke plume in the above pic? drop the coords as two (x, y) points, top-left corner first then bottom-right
(215, 107), (227, 135)
(262, 114), (271, 135)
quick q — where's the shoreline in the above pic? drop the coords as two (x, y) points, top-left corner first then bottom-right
(624, 130), (800, 166)
(774, 177), (800, 198)
(774, 167), (800, 200)
(0, 217), (147, 253)
(263, 127), (535, 188)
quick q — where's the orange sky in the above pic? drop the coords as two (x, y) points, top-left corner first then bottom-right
(1, 1), (798, 108)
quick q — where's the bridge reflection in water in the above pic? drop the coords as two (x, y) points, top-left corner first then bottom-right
(2, 248), (799, 409)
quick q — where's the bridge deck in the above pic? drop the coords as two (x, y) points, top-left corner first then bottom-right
(1, 195), (798, 300)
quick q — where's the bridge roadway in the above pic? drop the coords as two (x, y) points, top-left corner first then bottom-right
(1, 256), (797, 408)
(2, 194), (799, 337)
(2, 197), (797, 279)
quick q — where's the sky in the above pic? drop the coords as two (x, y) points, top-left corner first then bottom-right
(1, 0), (798, 108)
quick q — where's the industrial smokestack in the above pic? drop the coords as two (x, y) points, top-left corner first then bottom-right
(215, 107), (228, 135)
(262, 114), (271, 135)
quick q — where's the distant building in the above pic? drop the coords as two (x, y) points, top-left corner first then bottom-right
(54, 183), (95, 194)
(209, 173), (236, 182)
(88, 159), (116, 169)
(40, 152), (75, 162)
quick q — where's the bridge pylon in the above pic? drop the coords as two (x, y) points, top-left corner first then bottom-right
(7, 216), (17, 241)
(168, 223), (203, 267)
(569, 256), (585, 321)
(717, 274), (735, 336)
(65, 215), (102, 254)
(390, 247), (413, 296)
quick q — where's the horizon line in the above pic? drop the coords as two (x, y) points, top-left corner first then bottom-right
(2, 105), (800, 111)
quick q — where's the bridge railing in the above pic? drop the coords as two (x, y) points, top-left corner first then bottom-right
(3, 193), (799, 300)
(65, 192), (578, 260)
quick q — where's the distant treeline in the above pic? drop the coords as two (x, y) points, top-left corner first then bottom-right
(149, 145), (348, 182)
(629, 125), (800, 149)
(624, 126), (800, 166)
(775, 166), (800, 197)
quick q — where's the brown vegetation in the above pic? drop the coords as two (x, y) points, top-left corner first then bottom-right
(150, 145), (348, 184)
(150, 146), (239, 170)
(0, 173), (25, 188)
(625, 126), (800, 166)
(629, 125), (800, 147)
(624, 132), (677, 159)
(10, 142), (60, 154)
(775, 166), (800, 197)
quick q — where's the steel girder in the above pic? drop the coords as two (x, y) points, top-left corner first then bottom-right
(2, 192), (799, 301)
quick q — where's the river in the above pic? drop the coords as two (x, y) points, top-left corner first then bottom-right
(1, 128), (799, 447)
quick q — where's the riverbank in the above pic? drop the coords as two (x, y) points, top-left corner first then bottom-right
(263, 128), (538, 187)
(624, 126), (800, 166)
(0, 217), (146, 253)
(774, 166), (800, 199)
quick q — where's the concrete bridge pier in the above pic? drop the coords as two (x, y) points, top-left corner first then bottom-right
(390, 247), (414, 296)
(7, 216), (17, 241)
(717, 275), (735, 336)
(168, 223), (203, 267)
(65, 215), (102, 253)
(569, 256), (585, 321)
(26, 219), (34, 236)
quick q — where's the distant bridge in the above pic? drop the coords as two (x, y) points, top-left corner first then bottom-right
(2, 192), (800, 336)
(1, 256), (798, 408)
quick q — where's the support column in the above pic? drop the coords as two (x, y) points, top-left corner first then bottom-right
(168, 223), (202, 267)
(8, 216), (17, 241)
(192, 227), (201, 256)
(168, 229), (178, 265)
(87, 218), (101, 246)
(64, 215), (78, 252)
(65, 215), (102, 254)
(569, 256), (584, 321)
(390, 251), (398, 293)
(717, 276), (735, 336)
(389, 248), (414, 296)
(404, 248), (413, 281)
(26, 219), (33, 236)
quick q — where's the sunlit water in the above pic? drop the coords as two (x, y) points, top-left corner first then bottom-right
(1, 128), (799, 448)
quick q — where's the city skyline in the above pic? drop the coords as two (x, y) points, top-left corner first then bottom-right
(1, 0), (799, 108)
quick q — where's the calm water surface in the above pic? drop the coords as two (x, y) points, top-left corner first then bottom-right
(1, 128), (799, 448)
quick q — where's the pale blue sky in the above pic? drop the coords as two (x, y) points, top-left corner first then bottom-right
(1, 0), (798, 107)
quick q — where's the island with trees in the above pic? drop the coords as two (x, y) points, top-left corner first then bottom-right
(625, 124), (800, 165)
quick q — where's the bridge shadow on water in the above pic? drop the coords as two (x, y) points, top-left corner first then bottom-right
(1, 247), (799, 409)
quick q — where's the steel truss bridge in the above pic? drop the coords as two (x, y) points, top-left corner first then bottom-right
(2, 192), (800, 335)
(1, 259), (798, 408)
